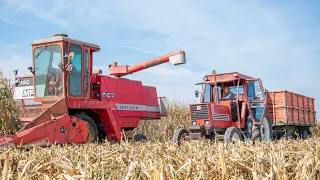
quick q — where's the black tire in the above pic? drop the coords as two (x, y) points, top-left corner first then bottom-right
(224, 127), (242, 144)
(298, 127), (310, 140)
(172, 128), (188, 145)
(73, 114), (99, 143)
(252, 117), (272, 143)
(134, 134), (147, 142)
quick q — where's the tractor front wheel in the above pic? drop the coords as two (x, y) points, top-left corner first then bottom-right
(73, 114), (99, 143)
(224, 127), (242, 144)
(172, 128), (188, 146)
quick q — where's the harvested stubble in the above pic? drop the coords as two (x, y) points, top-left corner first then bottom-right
(1, 137), (320, 179)
(0, 102), (319, 179)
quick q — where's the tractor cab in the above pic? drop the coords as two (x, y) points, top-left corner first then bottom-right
(29, 34), (100, 105)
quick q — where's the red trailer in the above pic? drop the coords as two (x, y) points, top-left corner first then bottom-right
(267, 91), (316, 138)
(0, 34), (186, 147)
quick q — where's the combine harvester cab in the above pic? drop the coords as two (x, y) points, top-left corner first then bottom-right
(173, 71), (316, 145)
(0, 34), (186, 147)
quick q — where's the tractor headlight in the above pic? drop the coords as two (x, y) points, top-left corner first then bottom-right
(192, 121), (196, 125)
(205, 120), (209, 125)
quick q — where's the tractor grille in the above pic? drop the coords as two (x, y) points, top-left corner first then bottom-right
(212, 114), (230, 121)
(211, 105), (230, 121)
(190, 104), (209, 120)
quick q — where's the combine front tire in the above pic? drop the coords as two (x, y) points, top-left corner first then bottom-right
(224, 127), (241, 144)
(134, 134), (147, 142)
(172, 128), (188, 145)
(73, 114), (98, 143)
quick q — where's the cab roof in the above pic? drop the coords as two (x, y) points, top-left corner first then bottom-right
(32, 34), (100, 50)
(196, 72), (255, 85)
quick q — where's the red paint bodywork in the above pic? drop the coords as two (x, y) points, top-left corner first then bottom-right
(1, 34), (185, 146)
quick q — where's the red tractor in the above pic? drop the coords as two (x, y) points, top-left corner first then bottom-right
(0, 34), (186, 147)
(173, 71), (316, 145)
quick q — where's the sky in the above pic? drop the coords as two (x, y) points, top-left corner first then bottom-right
(0, 0), (319, 119)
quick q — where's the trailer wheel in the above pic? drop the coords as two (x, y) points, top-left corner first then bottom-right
(252, 117), (271, 143)
(224, 127), (241, 144)
(172, 128), (188, 146)
(298, 127), (310, 140)
(134, 134), (147, 142)
(73, 114), (98, 143)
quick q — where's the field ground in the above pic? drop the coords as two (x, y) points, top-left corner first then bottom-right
(0, 102), (319, 179)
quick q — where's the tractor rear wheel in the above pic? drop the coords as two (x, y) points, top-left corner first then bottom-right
(224, 127), (242, 144)
(172, 128), (188, 146)
(252, 117), (272, 143)
(73, 114), (98, 143)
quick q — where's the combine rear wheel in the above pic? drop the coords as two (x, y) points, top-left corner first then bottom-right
(224, 127), (241, 144)
(172, 128), (188, 145)
(73, 114), (98, 143)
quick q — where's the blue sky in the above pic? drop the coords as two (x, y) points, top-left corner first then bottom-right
(0, 0), (319, 118)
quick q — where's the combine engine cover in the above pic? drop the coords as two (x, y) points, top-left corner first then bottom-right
(95, 75), (166, 128)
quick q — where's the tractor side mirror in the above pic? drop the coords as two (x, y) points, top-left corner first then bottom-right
(195, 90), (200, 98)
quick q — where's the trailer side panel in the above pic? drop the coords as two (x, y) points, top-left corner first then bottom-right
(267, 91), (316, 126)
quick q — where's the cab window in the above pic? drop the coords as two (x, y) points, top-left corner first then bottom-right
(69, 45), (82, 96)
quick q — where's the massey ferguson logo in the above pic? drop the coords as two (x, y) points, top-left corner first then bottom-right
(197, 106), (201, 110)
(22, 89), (34, 97)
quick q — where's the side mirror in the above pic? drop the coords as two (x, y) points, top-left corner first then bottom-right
(27, 66), (34, 74)
(68, 52), (75, 61)
(13, 69), (18, 76)
(195, 90), (199, 98)
(58, 63), (64, 70)
(65, 64), (74, 72)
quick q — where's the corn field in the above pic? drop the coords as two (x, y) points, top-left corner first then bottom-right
(1, 73), (320, 179)
(0, 72), (20, 136)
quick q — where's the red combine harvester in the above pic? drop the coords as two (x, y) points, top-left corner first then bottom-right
(173, 71), (316, 145)
(0, 34), (186, 147)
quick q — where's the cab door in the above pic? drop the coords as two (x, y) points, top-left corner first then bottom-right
(67, 44), (83, 99)
(246, 79), (267, 125)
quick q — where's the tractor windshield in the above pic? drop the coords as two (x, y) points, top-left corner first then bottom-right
(202, 84), (221, 103)
(33, 44), (62, 97)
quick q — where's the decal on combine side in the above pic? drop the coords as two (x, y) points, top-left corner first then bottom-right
(102, 92), (115, 98)
(22, 89), (34, 97)
(112, 103), (160, 112)
(14, 77), (35, 100)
